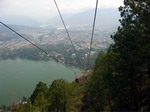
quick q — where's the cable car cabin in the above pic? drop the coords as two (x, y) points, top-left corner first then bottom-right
(74, 76), (79, 82)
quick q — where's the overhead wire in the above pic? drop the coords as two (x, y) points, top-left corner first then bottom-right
(54, 0), (83, 69)
(87, 0), (99, 70)
(0, 21), (76, 73)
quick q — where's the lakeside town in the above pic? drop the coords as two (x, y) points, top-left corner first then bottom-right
(0, 24), (114, 51)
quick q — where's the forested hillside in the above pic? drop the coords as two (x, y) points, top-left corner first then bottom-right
(9, 0), (150, 111)
(82, 0), (150, 111)
(11, 80), (83, 112)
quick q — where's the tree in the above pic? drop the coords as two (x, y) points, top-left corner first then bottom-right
(48, 79), (82, 112)
(110, 0), (150, 110)
(30, 81), (49, 112)
(82, 51), (120, 111)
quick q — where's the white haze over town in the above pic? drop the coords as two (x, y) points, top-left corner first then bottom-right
(0, 0), (124, 23)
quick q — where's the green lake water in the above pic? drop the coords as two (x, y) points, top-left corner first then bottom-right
(0, 59), (81, 106)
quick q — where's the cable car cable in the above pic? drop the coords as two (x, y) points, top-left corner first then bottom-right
(87, 0), (99, 70)
(54, 0), (83, 69)
(0, 21), (76, 73)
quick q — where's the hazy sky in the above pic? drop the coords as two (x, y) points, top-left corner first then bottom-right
(0, 0), (124, 22)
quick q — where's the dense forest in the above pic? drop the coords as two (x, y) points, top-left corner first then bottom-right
(6, 0), (150, 111)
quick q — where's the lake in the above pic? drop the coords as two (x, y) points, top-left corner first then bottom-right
(0, 59), (82, 106)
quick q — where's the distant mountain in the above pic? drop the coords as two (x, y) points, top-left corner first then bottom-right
(48, 8), (121, 27)
(0, 24), (39, 32)
(0, 15), (40, 26)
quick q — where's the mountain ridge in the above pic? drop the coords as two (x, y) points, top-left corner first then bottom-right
(48, 8), (121, 27)
(0, 15), (40, 26)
